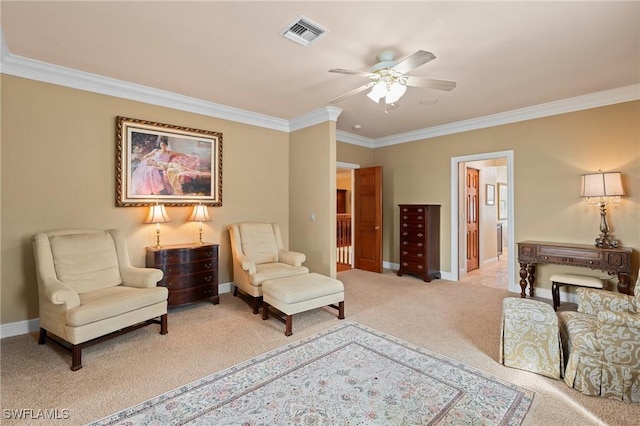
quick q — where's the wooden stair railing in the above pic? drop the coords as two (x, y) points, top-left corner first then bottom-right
(337, 214), (352, 270)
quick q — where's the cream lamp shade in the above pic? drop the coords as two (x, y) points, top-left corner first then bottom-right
(579, 171), (624, 248)
(188, 204), (211, 245)
(580, 172), (625, 199)
(145, 204), (171, 249)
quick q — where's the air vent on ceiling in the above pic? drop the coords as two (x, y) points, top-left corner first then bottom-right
(280, 16), (327, 46)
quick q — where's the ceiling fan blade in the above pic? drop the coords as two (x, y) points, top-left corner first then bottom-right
(329, 82), (375, 104)
(391, 50), (436, 74)
(404, 76), (457, 91)
(329, 68), (375, 78)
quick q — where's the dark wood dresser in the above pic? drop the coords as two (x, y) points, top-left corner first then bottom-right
(397, 204), (441, 282)
(146, 243), (219, 307)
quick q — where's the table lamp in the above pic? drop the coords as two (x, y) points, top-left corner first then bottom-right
(580, 171), (624, 248)
(188, 203), (211, 245)
(145, 203), (171, 249)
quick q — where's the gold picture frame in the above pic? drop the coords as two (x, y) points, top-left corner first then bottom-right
(116, 116), (222, 206)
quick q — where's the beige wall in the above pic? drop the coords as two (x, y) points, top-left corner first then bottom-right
(289, 123), (337, 277)
(337, 141), (375, 166)
(1, 75), (292, 324)
(2, 73), (638, 327)
(373, 101), (640, 290)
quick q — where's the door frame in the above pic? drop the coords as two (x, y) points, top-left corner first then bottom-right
(450, 150), (517, 293)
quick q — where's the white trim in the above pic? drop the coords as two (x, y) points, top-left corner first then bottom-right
(1, 318), (39, 339)
(336, 161), (360, 170)
(1, 30), (636, 145)
(383, 261), (453, 281)
(450, 151), (517, 294)
(336, 131), (376, 148)
(1, 50), (290, 133)
(289, 106), (342, 132)
(354, 84), (640, 148)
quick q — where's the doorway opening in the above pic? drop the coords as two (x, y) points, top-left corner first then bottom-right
(450, 151), (517, 293)
(337, 165), (355, 271)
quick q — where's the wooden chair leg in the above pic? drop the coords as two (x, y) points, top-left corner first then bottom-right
(38, 328), (47, 344)
(70, 345), (82, 371)
(285, 315), (293, 337)
(160, 314), (168, 335)
(233, 286), (238, 297)
(338, 301), (345, 319)
(262, 301), (270, 320)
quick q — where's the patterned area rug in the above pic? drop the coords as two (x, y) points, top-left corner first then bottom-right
(89, 321), (534, 425)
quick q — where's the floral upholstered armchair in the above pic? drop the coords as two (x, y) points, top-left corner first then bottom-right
(557, 271), (640, 402)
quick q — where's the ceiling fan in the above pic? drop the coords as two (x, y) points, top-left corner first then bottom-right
(328, 50), (456, 105)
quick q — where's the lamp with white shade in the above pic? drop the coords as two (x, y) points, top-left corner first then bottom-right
(188, 204), (211, 245)
(145, 203), (171, 249)
(580, 171), (625, 248)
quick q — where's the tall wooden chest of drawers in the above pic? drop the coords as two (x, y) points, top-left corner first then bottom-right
(397, 204), (441, 282)
(146, 243), (219, 306)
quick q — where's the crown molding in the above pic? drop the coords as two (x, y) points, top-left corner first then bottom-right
(289, 106), (343, 132)
(369, 84), (640, 148)
(2, 25), (637, 146)
(0, 39), (290, 133)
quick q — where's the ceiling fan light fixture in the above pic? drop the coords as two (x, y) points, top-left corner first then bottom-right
(385, 82), (406, 104)
(367, 81), (387, 103)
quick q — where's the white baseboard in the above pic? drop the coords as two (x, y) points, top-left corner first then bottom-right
(1, 282), (235, 339)
(382, 261), (453, 281)
(0, 318), (40, 339)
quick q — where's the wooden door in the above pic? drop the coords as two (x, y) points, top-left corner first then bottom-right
(354, 166), (383, 273)
(466, 167), (480, 272)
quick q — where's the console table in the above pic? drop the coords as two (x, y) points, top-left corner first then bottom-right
(517, 241), (632, 298)
(146, 243), (219, 306)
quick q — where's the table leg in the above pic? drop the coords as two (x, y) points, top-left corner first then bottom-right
(527, 264), (536, 297)
(617, 273), (632, 295)
(518, 262), (528, 298)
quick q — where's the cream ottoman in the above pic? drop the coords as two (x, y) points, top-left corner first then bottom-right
(550, 273), (605, 311)
(262, 272), (345, 336)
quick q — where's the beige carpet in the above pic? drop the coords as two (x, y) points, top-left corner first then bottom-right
(1, 269), (637, 425)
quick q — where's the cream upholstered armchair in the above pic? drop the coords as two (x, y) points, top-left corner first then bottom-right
(228, 223), (309, 313)
(33, 229), (168, 370)
(558, 271), (640, 402)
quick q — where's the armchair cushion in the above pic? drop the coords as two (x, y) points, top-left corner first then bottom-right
(50, 231), (121, 293)
(68, 286), (168, 327)
(238, 223), (280, 264)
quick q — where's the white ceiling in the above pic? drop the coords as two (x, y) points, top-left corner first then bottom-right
(2, 1), (639, 140)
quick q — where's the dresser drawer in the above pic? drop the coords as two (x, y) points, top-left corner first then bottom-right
(401, 229), (427, 240)
(168, 285), (217, 306)
(162, 270), (217, 290)
(400, 240), (425, 252)
(400, 260), (426, 274)
(536, 245), (600, 267)
(159, 245), (217, 264)
(400, 205), (428, 214)
(162, 258), (217, 276)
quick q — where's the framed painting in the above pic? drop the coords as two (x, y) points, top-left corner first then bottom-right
(485, 184), (495, 206)
(498, 182), (507, 220)
(116, 116), (222, 206)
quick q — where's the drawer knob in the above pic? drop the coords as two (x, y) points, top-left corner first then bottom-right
(403, 251), (408, 255)
(204, 276), (212, 282)
(417, 265), (423, 269)
(417, 253), (423, 257)
(402, 241), (408, 245)
(418, 242), (423, 247)
(418, 233), (424, 238)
